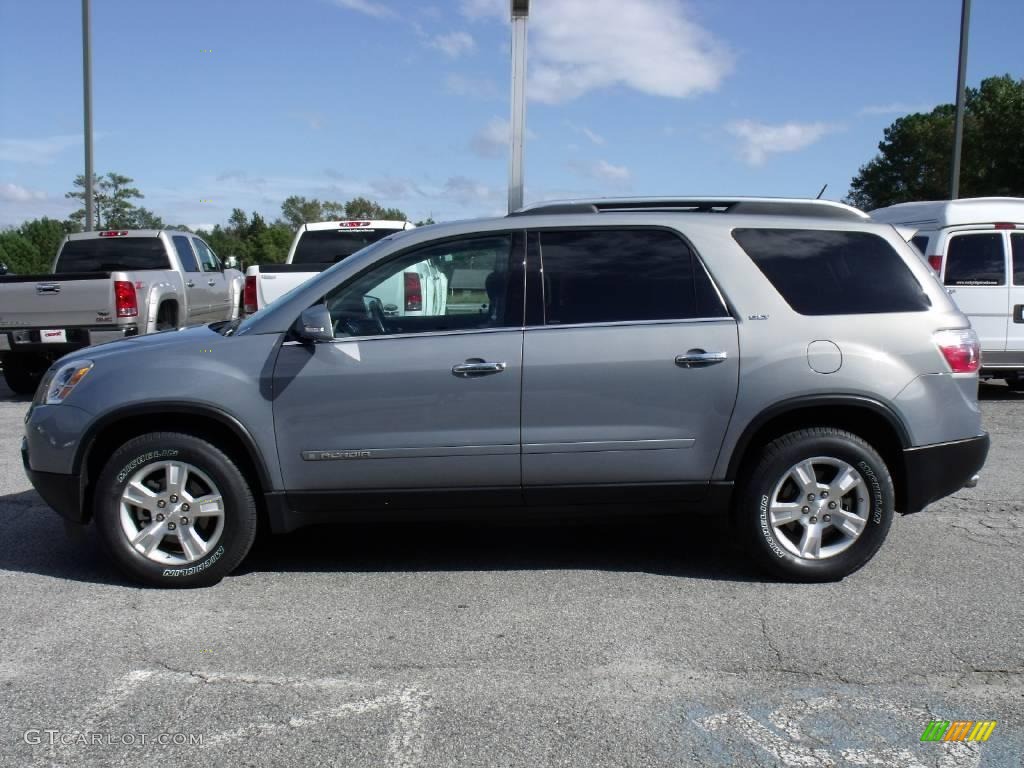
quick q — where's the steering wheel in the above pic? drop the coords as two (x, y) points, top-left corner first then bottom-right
(366, 297), (387, 335)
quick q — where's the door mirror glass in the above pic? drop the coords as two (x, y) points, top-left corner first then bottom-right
(296, 304), (335, 342)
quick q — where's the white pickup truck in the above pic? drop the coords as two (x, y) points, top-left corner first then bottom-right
(243, 220), (446, 317)
(0, 229), (243, 393)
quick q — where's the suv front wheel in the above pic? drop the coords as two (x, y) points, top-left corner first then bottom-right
(93, 432), (258, 587)
(739, 428), (894, 582)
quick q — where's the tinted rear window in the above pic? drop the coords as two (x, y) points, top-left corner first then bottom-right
(732, 228), (930, 315)
(539, 229), (729, 325)
(944, 233), (1005, 286)
(292, 229), (400, 265)
(1013, 233), (1024, 286)
(56, 237), (170, 273)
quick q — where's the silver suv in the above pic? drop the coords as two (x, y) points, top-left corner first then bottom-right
(20, 198), (989, 587)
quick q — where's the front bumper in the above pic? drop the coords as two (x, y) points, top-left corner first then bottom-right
(22, 437), (87, 523)
(901, 433), (990, 513)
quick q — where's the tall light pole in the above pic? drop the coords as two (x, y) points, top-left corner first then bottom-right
(950, 0), (971, 200)
(82, 0), (95, 230)
(508, 0), (529, 213)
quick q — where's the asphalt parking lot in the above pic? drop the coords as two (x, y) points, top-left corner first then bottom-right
(0, 380), (1021, 767)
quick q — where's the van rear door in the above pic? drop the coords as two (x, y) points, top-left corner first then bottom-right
(1008, 232), (1024, 357)
(941, 231), (1009, 355)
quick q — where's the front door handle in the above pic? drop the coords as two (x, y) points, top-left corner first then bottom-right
(452, 359), (507, 378)
(186, 280), (195, 288)
(675, 350), (728, 368)
(1014, 304), (1024, 324)
(207, 279), (217, 287)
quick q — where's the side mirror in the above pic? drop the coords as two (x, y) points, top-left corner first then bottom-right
(296, 304), (334, 343)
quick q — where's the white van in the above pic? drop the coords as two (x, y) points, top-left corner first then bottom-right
(871, 198), (1024, 388)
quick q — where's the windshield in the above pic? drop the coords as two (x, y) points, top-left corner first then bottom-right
(56, 237), (170, 273)
(292, 228), (403, 265)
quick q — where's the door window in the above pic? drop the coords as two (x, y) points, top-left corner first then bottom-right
(1012, 233), (1024, 285)
(910, 235), (929, 255)
(944, 233), (1006, 286)
(172, 235), (200, 272)
(323, 235), (517, 337)
(537, 229), (727, 325)
(192, 238), (222, 273)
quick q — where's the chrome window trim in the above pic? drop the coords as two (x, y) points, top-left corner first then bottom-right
(280, 315), (737, 346)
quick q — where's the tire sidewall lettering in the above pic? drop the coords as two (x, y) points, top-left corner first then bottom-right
(162, 545), (226, 578)
(759, 493), (787, 558)
(116, 449), (181, 485)
(856, 460), (885, 525)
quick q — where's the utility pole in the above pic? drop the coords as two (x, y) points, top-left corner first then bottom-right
(508, 0), (529, 213)
(82, 0), (95, 230)
(950, 0), (971, 200)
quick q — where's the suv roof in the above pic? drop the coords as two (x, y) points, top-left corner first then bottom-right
(511, 197), (869, 222)
(870, 197), (1024, 228)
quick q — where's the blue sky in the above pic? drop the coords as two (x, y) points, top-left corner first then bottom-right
(1, 0), (1022, 228)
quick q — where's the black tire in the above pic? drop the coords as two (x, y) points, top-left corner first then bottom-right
(737, 428), (894, 582)
(2, 353), (48, 395)
(155, 304), (177, 332)
(93, 432), (257, 587)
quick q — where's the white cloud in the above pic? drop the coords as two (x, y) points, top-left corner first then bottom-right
(330, 0), (395, 19)
(445, 73), (500, 99)
(568, 159), (631, 182)
(0, 135), (81, 165)
(430, 31), (476, 58)
(0, 182), (46, 203)
(523, 0), (731, 103)
(470, 117), (536, 158)
(859, 103), (930, 116)
(726, 120), (838, 166)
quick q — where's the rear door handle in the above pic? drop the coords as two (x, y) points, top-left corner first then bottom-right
(452, 359), (507, 378)
(186, 280), (195, 288)
(207, 279), (217, 286)
(675, 350), (728, 368)
(1014, 304), (1024, 324)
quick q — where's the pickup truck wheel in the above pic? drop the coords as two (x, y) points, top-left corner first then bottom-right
(93, 432), (258, 587)
(737, 428), (894, 582)
(2, 353), (48, 395)
(155, 304), (177, 332)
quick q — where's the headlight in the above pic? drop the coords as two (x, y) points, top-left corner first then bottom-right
(44, 360), (94, 404)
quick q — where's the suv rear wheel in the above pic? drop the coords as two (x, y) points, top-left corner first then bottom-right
(93, 432), (258, 587)
(738, 428), (894, 582)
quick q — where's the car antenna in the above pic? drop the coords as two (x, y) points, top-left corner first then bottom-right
(816, 184), (828, 199)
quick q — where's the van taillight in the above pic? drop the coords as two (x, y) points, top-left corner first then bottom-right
(934, 329), (980, 374)
(404, 272), (422, 312)
(243, 275), (258, 314)
(927, 255), (942, 272)
(114, 280), (138, 318)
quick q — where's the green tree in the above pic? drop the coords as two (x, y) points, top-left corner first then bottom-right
(18, 217), (68, 265)
(0, 231), (45, 274)
(344, 196), (406, 221)
(847, 75), (1024, 210)
(65, 171), (150, 228)
(280, 195), (324, 229)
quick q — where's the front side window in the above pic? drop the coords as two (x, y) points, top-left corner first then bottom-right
(172, 235), (200, 272)
(944, 233), (1006, 286)
(191, 238), (221, 273)
(537, 229), (728, 325)
(733, 228), (931, 315)
(323, 235), (516, 337)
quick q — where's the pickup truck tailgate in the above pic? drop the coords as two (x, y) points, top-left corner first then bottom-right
(0, 274), (117, 328)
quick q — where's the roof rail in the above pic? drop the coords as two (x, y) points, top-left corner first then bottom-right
(509, 197), (870, 222)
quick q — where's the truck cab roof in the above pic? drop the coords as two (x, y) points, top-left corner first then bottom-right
(870, 197), (1024, 229)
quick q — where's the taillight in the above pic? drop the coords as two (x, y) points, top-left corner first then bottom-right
(243, 275), (258, 314)
(404, 271), (422, 312)
(927, 255), (942, 272)
(934, 329), (980, 374)
(114, 280), (138, 318)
